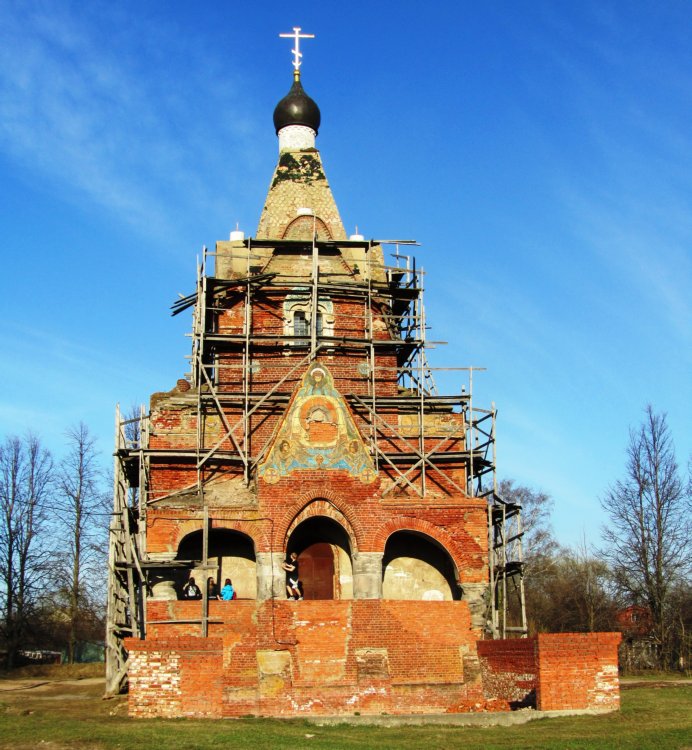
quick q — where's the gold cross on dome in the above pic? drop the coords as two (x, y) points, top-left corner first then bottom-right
(279, 27), (315, 75)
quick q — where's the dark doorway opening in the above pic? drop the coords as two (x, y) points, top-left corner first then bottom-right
(286, 516), (353, 600)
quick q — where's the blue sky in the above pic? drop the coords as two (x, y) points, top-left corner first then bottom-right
(0, 1), (689, 549)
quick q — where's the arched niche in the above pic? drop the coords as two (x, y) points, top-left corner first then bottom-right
(282, 214), (332, 240)
(176, 528), (257, 600)
(382, 530), (460, 601)
(285, 516), (353, 600)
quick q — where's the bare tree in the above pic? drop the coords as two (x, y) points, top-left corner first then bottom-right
(0, 434), (52, 668)
(498, 479), (559, 633)
(123, 404), (143, 447)
(566, 537), (617, 633)
(524, 547), (616, 634)
(498, 478), (555, 559)
(600, 406), (691, 667)
(56, 424), (108, 664)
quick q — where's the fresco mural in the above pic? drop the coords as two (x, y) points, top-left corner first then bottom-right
(259, 362), (377, 484)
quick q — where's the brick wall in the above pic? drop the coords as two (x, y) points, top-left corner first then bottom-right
(127, 636), (223, 718)
(477, 638), (537, 707)
(474, 633), (621, 713)
(536, 632), (622, 711)
(128, 609), (622, 719)
(127, 600), (497, 718)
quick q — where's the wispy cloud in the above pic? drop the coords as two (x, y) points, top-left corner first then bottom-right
(0, 318), (180, 455)
(526, 6), (692, 343)
(560, 184), (692, 346)
(0, 1), (260, 242)
(0, 319), (177, 391)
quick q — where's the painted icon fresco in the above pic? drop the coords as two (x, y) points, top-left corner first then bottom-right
(259, 362), (377, 484)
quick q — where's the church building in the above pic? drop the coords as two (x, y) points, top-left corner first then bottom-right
(106, 30), (621, 719)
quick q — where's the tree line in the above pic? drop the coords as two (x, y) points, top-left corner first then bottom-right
(509, 406), (691, 671)
(0, 424), (108, 669)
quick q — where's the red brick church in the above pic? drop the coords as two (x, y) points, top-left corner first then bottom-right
(106, 30), (620, 718)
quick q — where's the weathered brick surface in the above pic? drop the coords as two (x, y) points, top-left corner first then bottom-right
(477, 638), (538, 706)
(129, 603), (622, 717)
(128, 601), (495, 717)
(474, 633), (621, 713)
(535, 632), (622, 711)
(126, 637), (223, 718)
(256, 148), (347, 240)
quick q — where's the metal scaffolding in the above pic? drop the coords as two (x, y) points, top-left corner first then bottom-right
(105, 235), (526, 694)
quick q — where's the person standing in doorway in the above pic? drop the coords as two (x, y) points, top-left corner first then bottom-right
(282, 551), (302, 600)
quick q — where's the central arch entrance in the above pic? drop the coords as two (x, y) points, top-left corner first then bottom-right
(285, 516), (353, 600)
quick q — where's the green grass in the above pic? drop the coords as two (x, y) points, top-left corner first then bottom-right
(0, 682), (690, 750)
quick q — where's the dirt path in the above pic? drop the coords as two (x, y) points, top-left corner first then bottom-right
(0, 677), (104, 694)
(0, 674), (127, 724)
(620, 677), (692, 690)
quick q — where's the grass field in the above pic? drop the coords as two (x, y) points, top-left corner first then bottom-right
(0, 667), (690, 750)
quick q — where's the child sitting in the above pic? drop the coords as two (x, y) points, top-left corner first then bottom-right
(220, 578), (235, 600)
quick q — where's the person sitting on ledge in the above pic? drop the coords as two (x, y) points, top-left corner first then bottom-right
(207, 576), (220, 600)
(182, 576), (202, 600)
(220, 578), (235, 600)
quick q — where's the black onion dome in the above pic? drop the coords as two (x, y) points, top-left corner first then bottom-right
(273, 77), (321, 135)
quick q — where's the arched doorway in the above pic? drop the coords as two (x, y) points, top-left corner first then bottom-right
(286, 516), (353, 600)
(176, 529), (257, 599)
(300, 543), (335, 600)
(382, 531), (460, 601)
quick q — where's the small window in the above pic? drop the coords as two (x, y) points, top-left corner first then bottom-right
(294, 311), (309, 338)
(284, 290), (333, 344)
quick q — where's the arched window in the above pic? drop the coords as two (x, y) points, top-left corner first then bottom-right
(173, 529), (257, 600)
(284, 290), (333, 344)
(293, 310), (309, 338)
